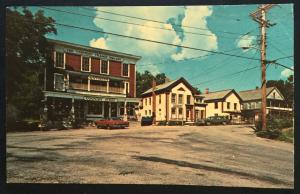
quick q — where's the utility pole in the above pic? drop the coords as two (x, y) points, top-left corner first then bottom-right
(250, 4), (275, 130)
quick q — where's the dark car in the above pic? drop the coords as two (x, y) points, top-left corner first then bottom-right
(95, 117), (129, 129)
(141, 116), (153, 126)
(204, 116), (230, 125)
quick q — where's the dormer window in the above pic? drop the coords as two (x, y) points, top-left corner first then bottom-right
(81, 57), (90, 72)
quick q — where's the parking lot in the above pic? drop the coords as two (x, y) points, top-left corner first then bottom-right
(6, 124), (294, 188)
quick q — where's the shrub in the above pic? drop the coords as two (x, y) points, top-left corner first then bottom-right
(168, 121), (184, 126)
(256, 129), (281, 139)
(157, 121), (167, 126)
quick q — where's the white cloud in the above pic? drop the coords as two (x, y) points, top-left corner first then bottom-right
(281, 66), (294, 78)
(170, 6), (218, 61)
(89, 37), (109, 49)
(90, 6), (218, 70)
(236, 35), (256, 52)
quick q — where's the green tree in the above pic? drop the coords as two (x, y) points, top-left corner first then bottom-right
(5, 7), (56, 123)
(136, 71), (167, 97)
(266, 75), (294, 107)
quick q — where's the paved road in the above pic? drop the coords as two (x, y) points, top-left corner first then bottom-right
(6, 125), (294, 188)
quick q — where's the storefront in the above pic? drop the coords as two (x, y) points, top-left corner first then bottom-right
(43, 91), (140, 123)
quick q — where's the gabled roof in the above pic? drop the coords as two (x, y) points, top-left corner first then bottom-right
(238, 87), (284, 101)
(202, 89), (236, 102)
(141, 77), (199, 97)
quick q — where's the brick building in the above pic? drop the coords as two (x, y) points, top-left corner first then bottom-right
(42, 39), (141, 123)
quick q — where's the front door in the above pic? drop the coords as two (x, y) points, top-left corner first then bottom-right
(104, 102), (109, 118)
(111, 103), (117, 118)
(186, 109), (190, 121)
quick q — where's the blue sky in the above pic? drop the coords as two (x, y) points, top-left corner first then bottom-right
(25, 4), (294, 92)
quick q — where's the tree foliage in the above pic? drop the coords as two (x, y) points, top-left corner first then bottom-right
(136, 71), (167, 97)
(266, 75), (294, 106)
(5, 7), (56, 121)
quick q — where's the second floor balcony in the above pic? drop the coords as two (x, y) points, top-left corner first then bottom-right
(67, 75), (126, 95)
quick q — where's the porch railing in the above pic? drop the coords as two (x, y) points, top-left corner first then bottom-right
(90, 84), (107, 92)
(69, 82), (88, 90)
(109, 86), (124, 94)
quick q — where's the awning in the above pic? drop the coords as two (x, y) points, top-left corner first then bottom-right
(43, 90), (140, 103)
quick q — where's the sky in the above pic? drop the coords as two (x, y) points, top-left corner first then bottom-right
(24, 4), (294, 92)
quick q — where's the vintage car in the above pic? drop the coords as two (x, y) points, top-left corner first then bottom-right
(204, 116), (230, 125)
(95, 117), (129, 129)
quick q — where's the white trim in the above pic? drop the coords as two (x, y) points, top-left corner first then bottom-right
(81, 56), (91, 72)
(100, 59), (109, 75)
(124, 81), (130, 95)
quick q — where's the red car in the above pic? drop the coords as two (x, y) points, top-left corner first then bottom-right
(95, 117), (129, 129)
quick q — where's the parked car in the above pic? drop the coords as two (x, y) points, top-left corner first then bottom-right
(204, 116), (230, 125)
(141, 116), (153, 126)
(95, 117), (129, 129)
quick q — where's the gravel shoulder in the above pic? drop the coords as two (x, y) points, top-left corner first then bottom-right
(6, 125), (294, 188)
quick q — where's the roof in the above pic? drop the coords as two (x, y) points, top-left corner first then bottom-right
(47, 38), (141, 60)
(238, 87), (280, 101)
(141, 77), (199, 97)
(202, 89), (234, 102)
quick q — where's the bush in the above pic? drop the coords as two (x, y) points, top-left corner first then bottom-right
(254, 115), (293, 131)
(168, 121), (184, 126)
(256, 129), (281, 139)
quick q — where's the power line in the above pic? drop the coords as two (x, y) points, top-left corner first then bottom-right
(192, 65), (260, 87)
(138, 47), (241, 67)
(81, 6), (260, 37)
(40, 6), (231, 40)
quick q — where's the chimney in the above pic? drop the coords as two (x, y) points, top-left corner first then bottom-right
(205, 88), (209, 94)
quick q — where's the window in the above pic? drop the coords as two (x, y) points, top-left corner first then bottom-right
(101, 60), (108, 74)
(54, 74), (65, 91)
(234, 103), (237, 110)
(171, 93), (176, 103)
(145, 98), (147, 106)
(88, 102), (103, 115)
(55, 52), (64, 68)
(227, 102), (230, 109)
(178, 94), (183, 104)
(145, 110), (147, 115)
(122, 63), (129, 76)
(187, 95), (191, 104)
(171, 107), (176, 114)
(159, 108), (161, 112)
(178, 108), (183, 115)
(214, 102), (218, 109)
(82, 57), (90, 72)
(159, 95), (161, 104)
(149, 97), (151, 105)
(149, 110), (151, 116)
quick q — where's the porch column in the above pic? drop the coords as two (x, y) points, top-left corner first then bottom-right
(124, 101), (128, 121)
(108, 101), (111, 118)
(107, 80), (109, 93)
(42, 96), (48, 123)
(88, 77), (90, 91)
(71, 98), (75, 122)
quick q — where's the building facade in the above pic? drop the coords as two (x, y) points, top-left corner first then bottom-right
(139, 77), (203, 122)
(239, 87), (292, 122)
(42, 39), (141, 123)
(202, 89), (242, 121)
